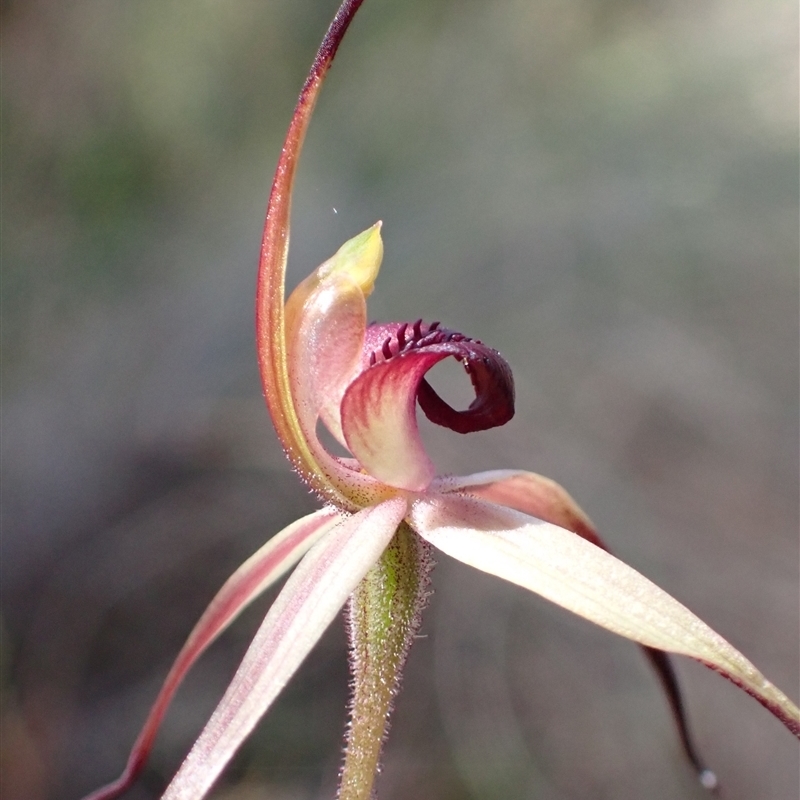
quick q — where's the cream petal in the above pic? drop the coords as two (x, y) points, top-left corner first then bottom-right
(434, 470), (719, 781)
(410, 493), (800, 736)
(81, 508), (341, 800)
(162, 497), (408, 800)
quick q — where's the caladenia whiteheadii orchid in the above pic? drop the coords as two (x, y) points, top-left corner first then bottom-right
(83, 2), (800, 800)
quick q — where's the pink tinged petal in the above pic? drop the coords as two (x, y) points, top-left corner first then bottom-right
(288, 273), (367, 449)
(162, 497), (409, 800)
(410, 493), (800, 736)
(342, 323), (514, 491)
(435, 470), (716, 784)
(285, 223), (383, 451)
(80, 508), (341, 800)
(256, 0), (370, 506)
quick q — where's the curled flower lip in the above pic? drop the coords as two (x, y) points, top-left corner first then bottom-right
(82, 2), (800, 800)
(341, 319), (515, 491)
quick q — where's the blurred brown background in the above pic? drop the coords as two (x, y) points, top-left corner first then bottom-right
(2, 1), (798, 798)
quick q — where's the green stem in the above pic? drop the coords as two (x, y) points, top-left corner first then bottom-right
(338, 524), (434, 800)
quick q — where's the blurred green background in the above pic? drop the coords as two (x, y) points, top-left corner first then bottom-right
(2, 1), (797, 798)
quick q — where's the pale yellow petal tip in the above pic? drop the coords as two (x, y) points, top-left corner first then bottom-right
(327, 222), (384, 296)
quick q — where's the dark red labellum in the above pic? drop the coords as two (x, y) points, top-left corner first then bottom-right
(364, 320), (515, 435)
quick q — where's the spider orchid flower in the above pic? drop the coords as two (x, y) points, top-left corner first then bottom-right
(83, 2), (799, 800)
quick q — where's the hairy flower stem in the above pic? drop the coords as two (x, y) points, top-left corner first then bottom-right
(339, 523), (434, 800)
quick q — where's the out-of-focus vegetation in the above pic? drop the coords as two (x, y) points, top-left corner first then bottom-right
(2, 1), (797, 799)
